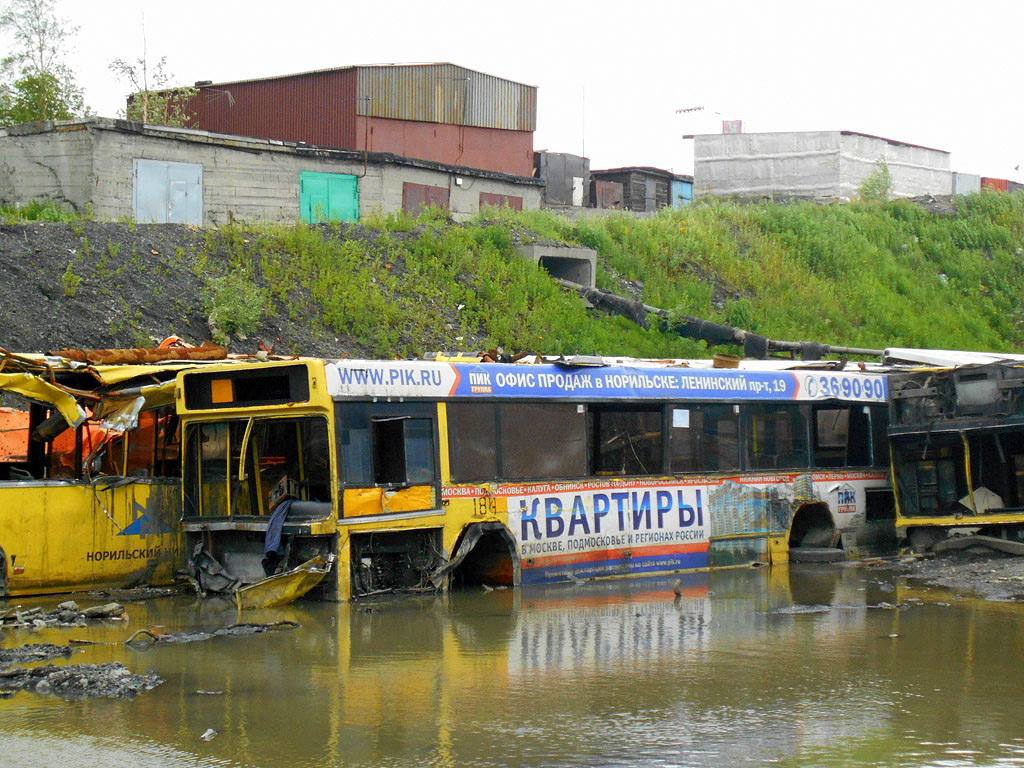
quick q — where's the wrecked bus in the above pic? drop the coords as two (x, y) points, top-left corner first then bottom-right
(176, 355), (896, 600)
(887, 353), (1024, 549)
(0, 348), (199, 597)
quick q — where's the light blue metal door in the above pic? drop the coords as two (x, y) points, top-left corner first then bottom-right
(133, 160), (203, 225)
(300, 172), (359, 223)
(671, 180), (693, 208)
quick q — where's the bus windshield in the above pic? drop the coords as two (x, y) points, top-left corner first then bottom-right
(184, 416), (331, 518)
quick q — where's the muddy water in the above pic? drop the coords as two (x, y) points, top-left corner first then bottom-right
(3, 565), (1024, 767)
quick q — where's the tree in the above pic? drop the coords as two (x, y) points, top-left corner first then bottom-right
(858, 157), (893, 203)
(109, 52), (197, 128)
(0, 0), (86, 123)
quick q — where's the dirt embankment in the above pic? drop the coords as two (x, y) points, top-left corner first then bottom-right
(0, 221), (344, 356)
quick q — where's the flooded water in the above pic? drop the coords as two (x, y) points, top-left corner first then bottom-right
(3, 564), (1024, 767)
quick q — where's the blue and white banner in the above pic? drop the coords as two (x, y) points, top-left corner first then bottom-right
(327, 361), (888, 403)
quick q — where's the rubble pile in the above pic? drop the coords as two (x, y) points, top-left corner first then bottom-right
(0, 601), (126, 629)
(0, 662), (163, 699)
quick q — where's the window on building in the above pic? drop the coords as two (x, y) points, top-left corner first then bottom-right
(403, 183), (450, 215)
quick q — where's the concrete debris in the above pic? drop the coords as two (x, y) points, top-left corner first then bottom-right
(0, 601), (127, 629)
(0, 662), (163, 699)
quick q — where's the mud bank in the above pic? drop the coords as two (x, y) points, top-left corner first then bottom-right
(895, 549), (1024, 601)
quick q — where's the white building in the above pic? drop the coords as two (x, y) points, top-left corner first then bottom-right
(693, 130), (951, 202)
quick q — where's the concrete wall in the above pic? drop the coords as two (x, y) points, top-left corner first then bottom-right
(694, 130), (951, 201)
(694, 131), (841, 200)
(88, 125), (385, 225)
(0, 119), (541, 225)
(0, 124), (95, 213)
(837, 133), (951, 199)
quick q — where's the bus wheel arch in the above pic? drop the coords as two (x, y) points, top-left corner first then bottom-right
(442, 522), (520, 589)
(788, 502), (840, 551)
(0, 544), (7, 595)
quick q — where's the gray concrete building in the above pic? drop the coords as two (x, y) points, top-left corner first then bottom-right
(693, 130), (951, 201)
(0, 118), (541, 226)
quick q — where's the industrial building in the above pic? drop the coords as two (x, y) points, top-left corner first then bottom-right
(179, 63), (537, 178)
(0, 118), (541, 226)
(693, 130), (951, 201)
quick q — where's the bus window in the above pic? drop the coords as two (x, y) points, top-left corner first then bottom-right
(670, 404), (740, 473)
(812, 405), (871, 468)
(447, 402), (499, 482)
(499, 403), (585, 480)
(336, 402), (437, 488)
(590, 405), (663, 476)
(335, 402), (372, 486)
(892, 434), (964, 517)
(184, 416), (330, 517)
(372, 417), (436, 486)
(744, 404), (809, 470)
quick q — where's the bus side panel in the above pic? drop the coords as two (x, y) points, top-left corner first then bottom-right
(0, 481), (181, 596)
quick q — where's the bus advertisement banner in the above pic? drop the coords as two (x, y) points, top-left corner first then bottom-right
(495, 471), (887, 584)
(507, 482), (711, 584)
(327, 362), (888, 404)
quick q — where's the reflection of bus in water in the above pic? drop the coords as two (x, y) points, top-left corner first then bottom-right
(887, 352), (1024, 548)
(0, 351), (188, 596)
(176, 354), (897, 600)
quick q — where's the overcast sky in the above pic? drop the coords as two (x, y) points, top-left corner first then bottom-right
(28, 1), (1024, 176)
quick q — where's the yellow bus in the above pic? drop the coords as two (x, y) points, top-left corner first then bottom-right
(0, 350), (191, 596)
(176, 354), (896, 600)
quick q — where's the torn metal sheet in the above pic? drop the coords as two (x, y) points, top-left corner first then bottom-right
(234, 555), (334, 610)
(0, 373), (87, 428)
(92, 380), (177, 430)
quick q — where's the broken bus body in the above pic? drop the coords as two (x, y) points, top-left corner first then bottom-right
(0, 349), (195, 597)
(176, 355), (897, 600)
(887, 352), (1024, 547)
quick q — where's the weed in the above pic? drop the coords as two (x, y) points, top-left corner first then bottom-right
(61, 263), (82, 297)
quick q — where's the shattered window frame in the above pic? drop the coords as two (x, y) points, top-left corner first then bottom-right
(334, 401), (440, 489)
(183, 414), (332, 518)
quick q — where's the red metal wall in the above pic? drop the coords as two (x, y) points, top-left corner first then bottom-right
(180, 68), (534, 176)
(981, 177), (1010, 192)
(184, 69), (359, 148)
(356, 117), (533, 176)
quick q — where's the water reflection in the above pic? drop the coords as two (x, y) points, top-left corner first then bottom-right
(3, 566), (1024, 767)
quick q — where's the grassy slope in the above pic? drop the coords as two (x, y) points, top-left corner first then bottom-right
(6, 193), (1024, 358)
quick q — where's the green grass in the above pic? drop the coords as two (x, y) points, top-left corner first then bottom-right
(188, 192), (1024, 357)
(7, 192), (1024, 358)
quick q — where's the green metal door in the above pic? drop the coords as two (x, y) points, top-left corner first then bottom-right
(299, 172), (359, 223)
